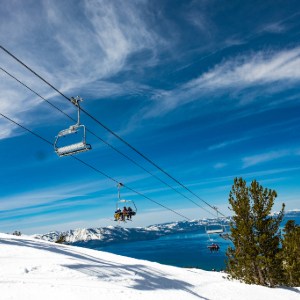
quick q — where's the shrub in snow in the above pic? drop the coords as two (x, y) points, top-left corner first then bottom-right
(12, 231), (21, 236)
(55, 235), (70, 245)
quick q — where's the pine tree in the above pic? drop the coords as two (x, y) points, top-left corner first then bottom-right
(225, 177), (259, 285)
(12, 231), (21, 236)
(225, 177), (285, 287)
(250, 180), (285, 287)
(281, 220), (300, 287)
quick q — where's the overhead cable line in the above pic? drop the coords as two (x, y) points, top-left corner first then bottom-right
(0, 45), (225, 217)
(0, 67), (215, 217)
(0, 112), (191, 221)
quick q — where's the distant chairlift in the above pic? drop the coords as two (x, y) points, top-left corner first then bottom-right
(54, 96), (92, 157)
(206, 206), (232, 250)
(219, 216), (233, 242)
(114, 183), (137, 223)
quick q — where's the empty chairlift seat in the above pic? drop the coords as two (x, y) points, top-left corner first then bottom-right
(54, 96), (92, 157)
(56, 141), (91, 157)
(206, 228), (224, 234)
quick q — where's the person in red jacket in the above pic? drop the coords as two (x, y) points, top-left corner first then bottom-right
(122, 207), (128, 221)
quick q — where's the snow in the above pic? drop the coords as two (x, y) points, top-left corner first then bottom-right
(32, 219), (229, 248)
(0, 233), (298, 300)
(270, 209), (300, 217)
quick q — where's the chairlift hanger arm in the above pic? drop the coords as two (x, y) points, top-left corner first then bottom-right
(70, 96), (83, 127)
(116, 184), (137, 213)
(116, 183), (124, 201)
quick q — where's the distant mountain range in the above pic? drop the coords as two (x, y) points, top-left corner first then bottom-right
(32, 218), (230, 249)
(270, 209), (300, 217)
(32, 210), (299, 248)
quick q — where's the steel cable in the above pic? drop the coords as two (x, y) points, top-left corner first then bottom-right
(0, 112), (191, 221)
(0, 45), (224, 217)
(0, 66), (216, 217)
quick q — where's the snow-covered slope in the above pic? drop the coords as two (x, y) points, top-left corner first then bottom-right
(0, 233), (297, 300)
(33, 219), (226, 248)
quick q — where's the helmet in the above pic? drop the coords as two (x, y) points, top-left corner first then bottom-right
(117, 208), (120, 210)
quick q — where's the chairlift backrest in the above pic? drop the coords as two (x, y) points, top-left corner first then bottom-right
(206, 228), (224, 234)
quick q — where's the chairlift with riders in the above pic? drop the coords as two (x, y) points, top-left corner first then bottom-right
(54, 96), (92, 157)
(112, 183), (137, 223)
(205, 206), (232, 252)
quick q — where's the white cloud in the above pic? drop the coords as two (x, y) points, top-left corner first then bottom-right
(214, 163), (227, 169)
(242, 149), (299, 168)
(144, 47), (300, 118)
(0, 0), (165, 140)
(262, 23), (286, 33)
(208, 137), (250, 150)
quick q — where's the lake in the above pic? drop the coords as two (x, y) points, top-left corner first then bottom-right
(96, 217), (300, 271)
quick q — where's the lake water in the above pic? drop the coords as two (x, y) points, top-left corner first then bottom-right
(96, 217), (300, 271)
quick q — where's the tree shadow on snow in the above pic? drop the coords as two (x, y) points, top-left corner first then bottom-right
(0, 238), (208, 299)
(0, 238), (113, 266)
(276, 286), (300, 294)
(63, 262), (207, 299)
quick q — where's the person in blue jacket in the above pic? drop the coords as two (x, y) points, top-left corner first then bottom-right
(114, 208), (121, 221)
(127, 206), (133, 220)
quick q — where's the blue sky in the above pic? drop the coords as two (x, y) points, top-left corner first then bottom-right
(1, 0), (300, 235)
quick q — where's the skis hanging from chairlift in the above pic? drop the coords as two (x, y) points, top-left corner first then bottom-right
(110, 183), (137, 223)
(54, 96), (92, 157)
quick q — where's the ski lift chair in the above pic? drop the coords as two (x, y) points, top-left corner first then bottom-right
(54, 96), (92, 157)
(219, 217), (233, 242)
(205, 206), (224, 250)
(116, 183), (137, 222)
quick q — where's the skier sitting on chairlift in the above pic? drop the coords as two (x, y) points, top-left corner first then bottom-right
(122, 207), (128, 221)
(127, 207), (133, 220)
(114, 208), (121, 221)
(210, 243), (216, 253)
(210, 243), (220, 253)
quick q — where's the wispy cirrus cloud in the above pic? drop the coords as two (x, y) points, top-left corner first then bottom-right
(144, 46), (300, 118)
(0, 0), (165, 140)
(208, 137), (250, 150)
(214, 163), (227, 169)
(242, 149), (300, 168)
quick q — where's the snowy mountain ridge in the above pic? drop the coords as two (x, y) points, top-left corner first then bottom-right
(270, 209), (300, 217)
(32, 218), (228, 248)
(32, 209), (299, 248)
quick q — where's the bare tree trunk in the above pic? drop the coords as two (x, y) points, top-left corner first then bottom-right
(289, 272), (294, 287)
(269, 277), (275, 288)
(256, 263), (265, 286)
(267, 267), (275, 288)
(251, 261), (259, 283)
